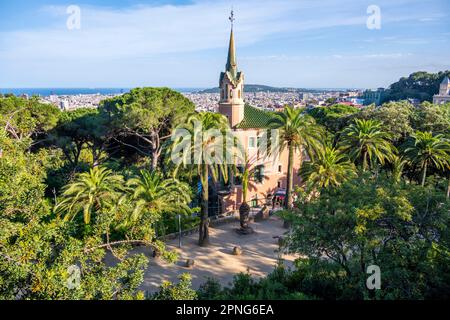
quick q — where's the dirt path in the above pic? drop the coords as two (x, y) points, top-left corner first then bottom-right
(126, 216), (298, 294)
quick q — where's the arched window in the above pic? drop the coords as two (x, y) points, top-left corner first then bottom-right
(238, 90), (241, 99)
(221, 89), (224, 99)
(230, 90), (233, 98)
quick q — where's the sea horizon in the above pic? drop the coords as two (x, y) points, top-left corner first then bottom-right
(0, 87), (209, 96)
(0, 86), (363, 97)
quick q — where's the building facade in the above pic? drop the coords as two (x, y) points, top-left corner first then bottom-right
(217, 18), (302, 213)
(433, 76), (450, 105)
(362, 88), (387, 106)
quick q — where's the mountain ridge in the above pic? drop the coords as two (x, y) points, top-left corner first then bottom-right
(197, 84), (326, 94)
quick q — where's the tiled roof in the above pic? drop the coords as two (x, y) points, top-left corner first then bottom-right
(236, 104), (278, 129)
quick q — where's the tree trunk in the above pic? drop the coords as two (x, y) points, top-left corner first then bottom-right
(285, 142), (294, 209)
(150, 131), (160, 171)
(242, 168), (248, 204)
(421, 163), (427, 187)
(447, 174), (450, 199)
(199, 164), (210, 246)
(360, 244), (366, 274)
(92, 144), (100, 167)
(151, 152), (158, 171)
(363, 151), (368, 172)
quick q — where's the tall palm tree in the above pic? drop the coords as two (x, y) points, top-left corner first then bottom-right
(300, 146), (356, 190)
(339, 119), (396, 171)
(236, 152), (261, 230)
(404, 131), (450, 186)
(390, 155), (408, 183)
(56, 166), (124, 224)
(269, 106), (323, 209)
(126, 170), (192, 229)
(171, 112), (230, 246)
(446, 163), (450, 199)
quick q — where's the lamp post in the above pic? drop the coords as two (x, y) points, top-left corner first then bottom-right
(52, 188), (57, 205)
(177, 214), (182, 248)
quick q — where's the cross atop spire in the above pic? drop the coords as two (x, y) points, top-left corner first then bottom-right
(226, 9), (237, 78)
(219, 9), (245, 128)
(229, 9), (235, 29)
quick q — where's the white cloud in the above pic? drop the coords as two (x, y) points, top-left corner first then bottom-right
(242, 53), (413, 62)
(361, 53), (412, 59)
(0, 0), (433, 61)
(0, 0), (448, 87)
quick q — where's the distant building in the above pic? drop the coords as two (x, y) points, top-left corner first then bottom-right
(59, 100), (69, 110)
(339, 98), (363, 108)
(433, 76), (450, 105)
(346, 91), (360, 97)
(362, 88), (387, 106)
(299, 92), (311, 101)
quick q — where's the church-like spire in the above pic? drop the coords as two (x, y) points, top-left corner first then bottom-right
(226, 10), (237, 78)
(218, 9), (245, 128)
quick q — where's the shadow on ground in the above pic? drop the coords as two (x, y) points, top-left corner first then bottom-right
(107, 216), (297, 294)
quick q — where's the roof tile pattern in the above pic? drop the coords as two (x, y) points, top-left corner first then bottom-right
(236, 104), (278, 129)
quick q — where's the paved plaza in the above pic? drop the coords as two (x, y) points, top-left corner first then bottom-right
(120, 215), (298, 293)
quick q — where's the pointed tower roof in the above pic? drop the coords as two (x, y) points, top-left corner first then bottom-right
(225, 9), (238, 79)
(226, 28), (237, 77)
(441, 76), (450, 84)
(219, 10), (243, 87)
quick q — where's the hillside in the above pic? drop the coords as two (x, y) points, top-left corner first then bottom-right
(383, 70), (450, 103)
(197, 84), (320, 94)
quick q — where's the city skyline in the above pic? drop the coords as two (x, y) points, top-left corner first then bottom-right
(0, 0), (449, 89)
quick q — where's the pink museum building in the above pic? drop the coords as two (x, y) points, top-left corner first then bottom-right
(216, 19), (302, 214)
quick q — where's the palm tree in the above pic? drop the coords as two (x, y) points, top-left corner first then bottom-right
(404, 131), (450, 186)
(236, 152), (260, 230)
(390, 155), (408, 183)
(446, 163), (450, 199)
(171, 112), (230, 246)
(300, 146), (356, 190)
(238, 157), (251, 227)
(269, 106), (323, 209)
(339, 119), (396, 171)
(56, 166), (124, 224)
(126, 170), (192, 231)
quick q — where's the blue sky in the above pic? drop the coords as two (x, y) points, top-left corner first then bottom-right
(0, 0), (449, 88)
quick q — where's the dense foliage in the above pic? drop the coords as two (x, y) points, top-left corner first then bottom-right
(0, 128), (150, 299)
(197, 100), (449, 300)
(1, 86), (449, 300)
(283, 174), (450, 299)
(382, 71), (450, 103)
(100, 87), (195, 170)
(197, 98), (449, 300)
(308, 104), (359, 134)
(0, 89), (196, 299)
